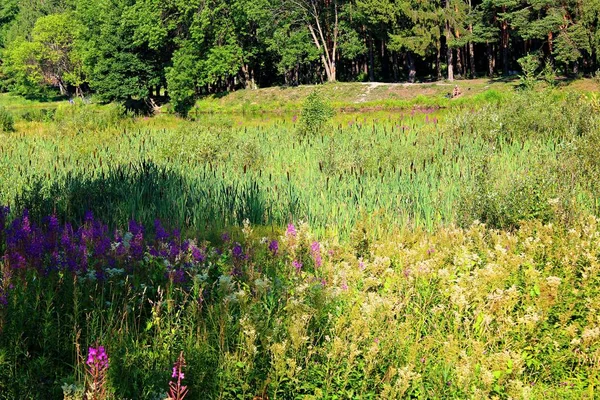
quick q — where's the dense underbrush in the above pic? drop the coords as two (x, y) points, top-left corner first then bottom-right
(1, 209), (599, 398)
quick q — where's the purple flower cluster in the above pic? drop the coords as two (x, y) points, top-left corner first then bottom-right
(169, 352), (189, 400)
(286, 223), (297, 237)
(292, 260), (303, 273)
(0, 209), (206, 283)
(311, 241), (322, 267)
(87, 345), (109, 370)
(86, 345), (109, 400)
(268, 240), (279, 256)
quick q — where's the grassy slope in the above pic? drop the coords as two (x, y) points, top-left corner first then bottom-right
(2, 78), (599, 115)
(192, 78), (600, 113)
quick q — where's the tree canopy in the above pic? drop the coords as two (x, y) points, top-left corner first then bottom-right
(2, 0), (600, 113)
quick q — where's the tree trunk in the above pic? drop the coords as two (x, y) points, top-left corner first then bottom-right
(487, 42), (494, 77)
(407, 52), (416, 83)
(456, 47), (463, 78)
(446, 3), (454, 82)
(447, 43), (454, 82)
(368, 35), (375, 82)
(469, 43), (476, 77)
(436, 41), (442, 80)
(501, 10), (509, 76)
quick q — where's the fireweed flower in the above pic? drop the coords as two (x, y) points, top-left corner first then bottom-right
(128, 219), (143, 236)
(191, 246), (205, 263)
(286, 224), (297, 237)
(221, 232), (231, 243)
(86, 345), (109, 400)
(154, 219), (169, 242)
(169, 352), (188, 400)
(87, 346), (109, 369)
(311, 241), (322, 267)
(292, 260), (303, 272)
(21, 211), (31, 234)
(172, 228), (181, 240)
(129, 232), (144, 261)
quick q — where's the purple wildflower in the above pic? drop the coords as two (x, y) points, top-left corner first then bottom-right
(84, 210), (94, 223)
(87, 345), (109, 369)
(154, 219), (169, 242)
(232, 243), (244, 259)
(171, 269), (186, 284)
(311, 241), (322, 267)
(21, 212), (31, 234)
(86, 345), (109, 399)
(286, 224), (297, 237)
(169, 352), (188, 400)
(128, 219), (143, 236)
(191, 246), (205, 263)
(130, 232), (145, 261)
(268, 240), (279, 256)
(292, 260), (302, 272)
(221, 232), (231, 243)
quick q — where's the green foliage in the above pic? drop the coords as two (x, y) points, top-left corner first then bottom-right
(3, 0), (600, 103)
(53, 102), (128, 134)
(517, 53), (541, 90)
(2, 87), (600, 398)
(0, 107), (14, 132)
(541, 61), (557, 87)
(3, 213), (600, 397)
(297, 90), (334, 137)
(165, 46), (199, 117)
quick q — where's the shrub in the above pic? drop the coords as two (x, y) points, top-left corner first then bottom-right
(517, 53), (540, 90)
(297, 90), (334, 137)
(54, 102), (127, 134)
(0, 107), (15, 132)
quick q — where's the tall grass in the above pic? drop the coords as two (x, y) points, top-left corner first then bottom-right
(1, 90), (598, 239)
(1, 88), (600, 399)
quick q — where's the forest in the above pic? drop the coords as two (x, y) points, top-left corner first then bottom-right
(1, 0), (600, 114)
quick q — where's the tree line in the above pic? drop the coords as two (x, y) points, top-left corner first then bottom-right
(0, 0), (599, 114)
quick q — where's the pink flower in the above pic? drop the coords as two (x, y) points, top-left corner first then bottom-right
(292, 260), (302, 272)
(286, 224), (297, 237)
(311, 241), (322, 267)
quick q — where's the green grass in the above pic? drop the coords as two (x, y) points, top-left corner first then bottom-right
(2, 84), (600, 399)
(0, 87), (598, 241)
(190, 78), (599, 114)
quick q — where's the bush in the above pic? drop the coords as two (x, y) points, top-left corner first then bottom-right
(0, 107), (15, 132)
(17, 108), (56, 122)
(54, 102), (127, 134)
(517, 53), (540, 90)
(297, 90), (334, 137)
(458, 159), (556, 229)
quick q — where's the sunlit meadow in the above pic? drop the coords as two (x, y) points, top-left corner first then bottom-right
(1, 89), (600, 398)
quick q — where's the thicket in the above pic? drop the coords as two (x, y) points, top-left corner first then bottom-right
(2, 209), (600, 398)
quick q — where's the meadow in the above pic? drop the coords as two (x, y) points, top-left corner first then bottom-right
(1, 83), (600, 399)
